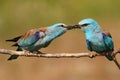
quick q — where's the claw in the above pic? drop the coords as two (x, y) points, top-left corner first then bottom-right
(89, 52), (96, 58)
(23, 50), (31, 56)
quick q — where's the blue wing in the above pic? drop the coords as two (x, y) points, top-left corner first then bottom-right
(86, 39), (92, 51)
(18, 31), (44, 47)
(102, 32), (114, 61)
(102, 32), (114, 51)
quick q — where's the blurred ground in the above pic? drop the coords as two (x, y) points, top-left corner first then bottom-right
(0, 0), (120, 80)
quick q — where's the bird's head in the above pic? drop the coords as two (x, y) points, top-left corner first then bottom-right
(46, 23), (76, 39)
(73, 18), (102, 33)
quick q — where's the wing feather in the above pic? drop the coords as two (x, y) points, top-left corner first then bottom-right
(86, 39), (92, 51)
(102, 32), (114, 51)
(18, 28), (46, 47)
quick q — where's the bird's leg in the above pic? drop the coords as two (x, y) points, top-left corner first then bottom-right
(23, 50), (32, 56)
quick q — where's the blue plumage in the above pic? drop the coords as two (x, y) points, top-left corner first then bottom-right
(77, 18), (114, 60)
(19, 31), (41, 47)
(6, 23), (72, 60)
(75, 19), (120, 69)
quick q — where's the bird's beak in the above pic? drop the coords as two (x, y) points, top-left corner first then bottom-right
(62, 25), (81, 30)
(72, 24), (81, 29)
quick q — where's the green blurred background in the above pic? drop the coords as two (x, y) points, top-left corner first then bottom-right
(0, 0), (120, 80)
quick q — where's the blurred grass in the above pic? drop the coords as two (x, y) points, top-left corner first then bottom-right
(0, 0), (120, 80)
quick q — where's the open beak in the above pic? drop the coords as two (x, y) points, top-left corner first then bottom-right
(62, 25), (81, 30)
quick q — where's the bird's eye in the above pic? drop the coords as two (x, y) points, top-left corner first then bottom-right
(60, 24), (65, 27)
(81, 23), (90, 27)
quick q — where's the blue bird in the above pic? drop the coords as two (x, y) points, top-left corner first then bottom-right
(6, 23), (74, 60)
(74, 18), (120, 69)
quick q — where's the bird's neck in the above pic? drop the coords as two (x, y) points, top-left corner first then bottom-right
(84, 30), (102, 39)
(84, 26), (102, 34)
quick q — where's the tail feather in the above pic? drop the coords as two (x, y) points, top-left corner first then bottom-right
(7, 55), (19, 60)
(6, 35), (22, 42)
(7, 48), (21, 61)
(104, 51), (114, 61)
(105, 51), (120, 69)
(105, 55), (113, 61)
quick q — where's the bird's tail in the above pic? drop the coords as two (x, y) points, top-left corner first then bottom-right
(7, 48), (21, 61)
(6, 35), (22, 42)
(105, 51), (120, 69)
(105, 55), (113, 61)
(6, 35), (22, 61)
(6, 35), (22, 47)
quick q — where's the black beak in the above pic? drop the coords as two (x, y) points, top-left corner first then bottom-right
(62, 24), (81, 30)
(72, 24), (81, 29)
(65, 25), (77, 30)
(66, 24), (81, 30)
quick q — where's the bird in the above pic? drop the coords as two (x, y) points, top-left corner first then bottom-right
(73, 18), (120, 69)
(6, 23), (74, 60)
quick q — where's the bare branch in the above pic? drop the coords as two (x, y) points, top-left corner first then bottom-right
(0, 48), (120, 69)
(0, 48), (119, 58)
(0, 49), (100, 58)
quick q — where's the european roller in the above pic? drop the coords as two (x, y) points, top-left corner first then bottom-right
(74, 18), (120, 69)
(6, 23), (74, 60)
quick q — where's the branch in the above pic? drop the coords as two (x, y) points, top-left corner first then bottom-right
(0, 49), (100, 58)
(0, 48), (120, 69)
(0, 48), (119, 58)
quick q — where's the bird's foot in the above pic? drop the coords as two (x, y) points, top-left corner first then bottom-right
(89, 52), (97, 58)
(23, 50), (32, 56)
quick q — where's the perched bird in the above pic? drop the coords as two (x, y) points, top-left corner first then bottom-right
(74, 18), (120, 69)
(6, 23), (74, 60)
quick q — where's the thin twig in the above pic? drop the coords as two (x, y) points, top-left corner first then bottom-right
(0, 48), (120, 69)
(0, 48), (119, 58)
(0, 49), (101, 58)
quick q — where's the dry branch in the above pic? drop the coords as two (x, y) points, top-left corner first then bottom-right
(0, 48), (120, 69)
(0, 49), (101, 58)
(0, 48), (120, 58)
